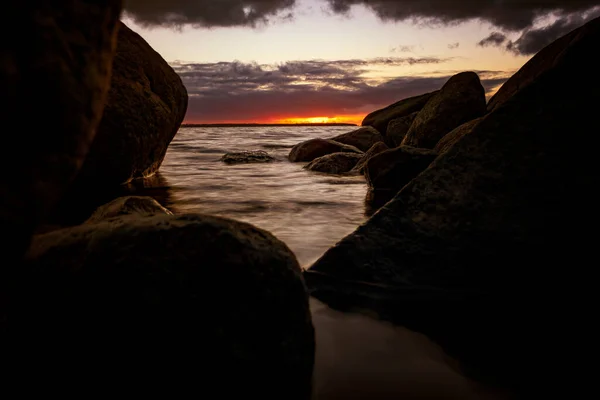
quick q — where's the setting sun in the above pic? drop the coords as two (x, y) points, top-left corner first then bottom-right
(276, 115), (364, 125)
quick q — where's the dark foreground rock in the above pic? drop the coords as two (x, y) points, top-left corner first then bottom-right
(85, 196), (172, 224)
(305, 153), (363, 174)
(306, 16), (600, 394)
(434, 118), (482, 155)
(289, 139), (362, 162)
(329, 127), (384, 152)
(10, 213), (314, 398)
(221, 151), (275, 164)
(350, 142), (389, 175)
(0, 1), (122, 262)
(73, 21), (188, 187)
(386, 112), (418, 147)
(402, 72), (486, 149)
(362, 91), (438, 135)
(364, 147), (437, 192)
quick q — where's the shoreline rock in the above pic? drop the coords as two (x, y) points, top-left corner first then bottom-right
(289, 139), (362, 162)
(221, 151), (276, 164)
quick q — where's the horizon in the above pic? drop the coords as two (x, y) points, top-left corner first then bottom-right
(123, 1), (600, 125)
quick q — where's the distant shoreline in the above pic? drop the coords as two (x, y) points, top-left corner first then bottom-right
(181, 123), (358, 128)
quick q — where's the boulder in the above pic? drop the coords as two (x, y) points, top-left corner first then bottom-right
(401, 72), (486, 149)
(364, 147), (438, 192)
(73, 21), (188, 187)
(289, 139), (362, 162)
(329, 127), (384, 152)
(433, 118), (482, 155)
(12, 213), (315, 398)
(362, 91), (438, 135)
(221, 151), (275, 164)
(386, 112), (418, 147)
(350, 142), (390, 175)
(306, 16), (600, 392)
(85, 196), (172, 224)
(0, 1), (122, 261)
(305, 153), (363, 174)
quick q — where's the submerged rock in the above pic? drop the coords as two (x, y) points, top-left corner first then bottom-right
(85, 196), (172, 224)
(221, 151), (275, 164)
(306, 16), (600, 393)
(364, 146), (438, 192)
(0, 1), (122, 261)
(350, 142), (390, 175)
(305, 153), (363, 174)
(74, 21), (188, 187)
(362, 91), (438, 135)
(386, 112), (418, 147)
(402, 72), (486, 149)
(14, 213), (315, 398)
(329, 127), (384, 152)
(289, 139), (362, 162)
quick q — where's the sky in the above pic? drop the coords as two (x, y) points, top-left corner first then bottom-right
(122, 0), (600, 124)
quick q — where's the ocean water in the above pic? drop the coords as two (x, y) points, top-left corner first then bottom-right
(158, 126), (369, 268)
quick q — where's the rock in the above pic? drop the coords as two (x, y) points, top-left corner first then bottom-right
(0, 1), (122, 261)
(305, 153), (363, 174)
(329, 127), (384, 152)
(289, 139), (362, 162)
(433, 118), (482, 155)
(386, 112), (418, 147)
(221, 151), (275, 164)
(73, 21), (188, 187)
(364, 146), (438, 192)
(362, 91), (438, 135)
(85, 196), (172, 224)
(350, 142), (390, 175)
(13, 213), (315, 398)
(305, 16), (600, 393)
(402, 72), (486, 149)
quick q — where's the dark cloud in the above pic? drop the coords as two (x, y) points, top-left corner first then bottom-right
(173, 59), (511, 122)
(477, 32), (509, 48)
(123, 0), (297, 27)
(325, 0), (600, 31)
(447, 42), (460, 49)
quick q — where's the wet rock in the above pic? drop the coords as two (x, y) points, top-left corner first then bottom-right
(289, 139), (362, 162)
(306, 16), (600, 393)
(386, 112), (418, 147)
(364, 147), (438, 192)
(305, 153), (363, 174)
(0, 1), (122, 261)
(14, 213), (315, 398)
(350, 142), (390, 175)
(221, 151), (275, 164)
(329, 127), (384, 152)
(362, 91), (438, 135)
(402, 72), (486, 149)
(73, 21), (188, 187)
(85, 196), (172, 224)
(434, 118), (483, 155)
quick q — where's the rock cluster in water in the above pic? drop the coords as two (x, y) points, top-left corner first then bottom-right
(2, 3), (599, 398)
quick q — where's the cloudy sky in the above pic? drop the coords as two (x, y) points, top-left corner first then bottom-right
(123, 0), (600, 124)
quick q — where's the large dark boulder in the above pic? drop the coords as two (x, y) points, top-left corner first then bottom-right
(306, 16), (600, 393)
(433, 118), (483, 155)
(289, 139), (362, 162)
(329, 127), (384, 152)
(11, 213), (315, 398)
(73, 21), (188, 187)
(362, 91), (438, 135)
(0, 1), (123, 262)
(350, 142), (389, 175)
(385, 112), (418, 147)
(402, 72), (486, 149)
(364, 147), (437, 192)
(84, 196), (172, 224)
(305, 152), (363, 174)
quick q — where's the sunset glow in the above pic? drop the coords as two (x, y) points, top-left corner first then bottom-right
(275, 115), (364, 125)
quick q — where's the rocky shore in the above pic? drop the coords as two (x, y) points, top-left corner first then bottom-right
(2, 2), (598, 398)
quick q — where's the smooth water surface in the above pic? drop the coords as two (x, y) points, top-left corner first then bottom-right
(159, 126), (368, 267)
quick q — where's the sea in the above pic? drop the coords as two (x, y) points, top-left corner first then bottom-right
(158, 126), (369, 268)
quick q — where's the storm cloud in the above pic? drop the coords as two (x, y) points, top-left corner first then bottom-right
(173, 58), (511, 122)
